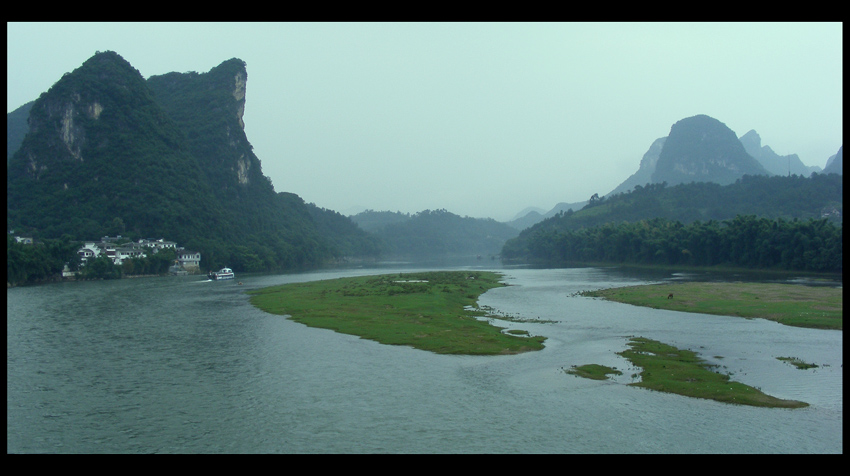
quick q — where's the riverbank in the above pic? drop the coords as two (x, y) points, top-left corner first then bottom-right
(247, 270), (546, 355)
(582, 281), (842, 330)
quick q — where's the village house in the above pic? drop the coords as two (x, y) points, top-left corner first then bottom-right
(77, 241), (103, 262)
(75, 236), (201, 273)
(139, 238), (177, 253)
(177, 250), (202, 272)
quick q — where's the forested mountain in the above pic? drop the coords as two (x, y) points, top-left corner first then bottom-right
(349, 210), (412, 233)
(651, 115), (770, 186)
(509, 114), (839, 230)
(7, 51), (378, 275)
(502, 173), (842, 268)
(305, 203), (382, 260)
(351, 209), (518, 260)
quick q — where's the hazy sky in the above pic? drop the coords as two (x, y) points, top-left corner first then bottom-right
(7, 22), (843, 221)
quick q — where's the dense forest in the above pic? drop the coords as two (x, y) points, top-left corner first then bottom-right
(502, 214), (841, 273)
(7, 234), (80, 285)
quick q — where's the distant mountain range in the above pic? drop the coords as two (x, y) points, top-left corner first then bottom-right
(350, 209), (518, 260)
(506, 114), (841, 229)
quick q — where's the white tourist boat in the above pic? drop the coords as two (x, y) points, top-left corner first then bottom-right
(208, 267), (235, 280)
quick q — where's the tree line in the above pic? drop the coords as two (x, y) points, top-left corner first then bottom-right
(501, 215), (841, 273)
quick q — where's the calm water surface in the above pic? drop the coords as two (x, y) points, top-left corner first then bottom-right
(7, 264), (842, 453)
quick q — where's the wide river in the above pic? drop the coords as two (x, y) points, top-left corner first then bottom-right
(7, 263), (842, 453)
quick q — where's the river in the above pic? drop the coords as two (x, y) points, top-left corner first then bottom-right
(6, 263), (842, 453)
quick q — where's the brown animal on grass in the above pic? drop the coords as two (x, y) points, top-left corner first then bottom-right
(667, 293), (673, 299)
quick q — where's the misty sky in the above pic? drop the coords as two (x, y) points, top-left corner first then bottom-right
(7, 22), (843, 221)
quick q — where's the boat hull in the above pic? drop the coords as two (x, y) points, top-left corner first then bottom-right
(208, 267), (235, 280)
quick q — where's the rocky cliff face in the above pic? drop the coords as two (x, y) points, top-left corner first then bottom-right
(607, 136), (666, 197)
(147, 58), (267, 195)
(650, 115), (771, 186)
(823, 146), (842, 175)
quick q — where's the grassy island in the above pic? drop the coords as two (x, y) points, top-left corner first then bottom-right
(248, 271), (546, 355)
(566, 364), (622, 380)
(582, 281), (842, 330)
(619, 337), (808, 408)
(567, 338), (808, 408)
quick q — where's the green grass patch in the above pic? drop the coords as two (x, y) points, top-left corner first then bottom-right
(565, 364), (622, 380)
(618, 337), (808, 408)
(247, 271), (546, 355)
(777, 356), (819, 370)
(582, 282), (842, 330)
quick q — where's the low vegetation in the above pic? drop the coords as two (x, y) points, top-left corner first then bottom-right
(777, 356), (819, 370)
(248, 271), (546, 355)
(617, 337), (808, 408)
(581, 281), (842, 330)
(565, 364), (622, 380)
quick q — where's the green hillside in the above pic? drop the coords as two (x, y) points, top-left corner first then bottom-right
(502, 174), (842, 272)
(352, 209), (518, 260)
(7, 51), (378, 281)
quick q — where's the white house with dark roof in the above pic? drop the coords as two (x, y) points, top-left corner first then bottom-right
(177, 249), (201, 271)
(77, 242), (102, 263)
(113, 245), (147, 265)
(139, 238), (177, 253)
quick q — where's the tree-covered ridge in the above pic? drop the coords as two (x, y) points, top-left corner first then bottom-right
(352, 209), (519, 260)
(502, 173), (842, 271)
(349, 210), (412, 233)
(503, 215), (841, 273)
(306, 203), (382, 260)
(509, 173), (841, 251)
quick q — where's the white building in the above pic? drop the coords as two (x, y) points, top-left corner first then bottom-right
(77, 242), (102, 263)
(139, 238), (177, 253)
(177, 250), (201, 271)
